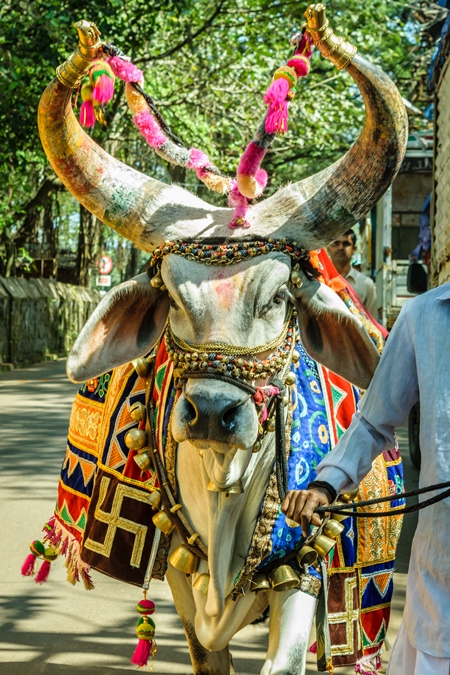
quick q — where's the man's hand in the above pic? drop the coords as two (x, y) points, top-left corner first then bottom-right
(282, 488), (331, 537)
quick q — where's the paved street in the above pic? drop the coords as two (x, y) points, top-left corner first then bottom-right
(0, 360), (419, 674)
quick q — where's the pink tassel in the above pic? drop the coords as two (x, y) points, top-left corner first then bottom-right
(309, 641), (317, 654)
(264, 78), (290, 134)
(107, 56), (143, 83)
(134, 110), (167, 148)
(130, 639), (152, 667)
(35, 560), (51, 584)
(80, 100), (96, 128)
(92, 74), (114, 104)
(21, 553), (37, 577)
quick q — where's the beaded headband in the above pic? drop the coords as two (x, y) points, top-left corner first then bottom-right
(148, 239), (320, 290)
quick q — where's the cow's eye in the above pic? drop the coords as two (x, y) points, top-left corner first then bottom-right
(273, 291), (286, 305)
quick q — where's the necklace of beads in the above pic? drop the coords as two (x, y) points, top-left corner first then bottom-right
(165, 308), (296, 381)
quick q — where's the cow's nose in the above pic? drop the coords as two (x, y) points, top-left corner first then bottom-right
(185, 391), (245, 435)
(171, 379), (259, 448)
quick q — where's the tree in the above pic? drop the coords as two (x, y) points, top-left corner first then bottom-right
(0, 0), (434, 282)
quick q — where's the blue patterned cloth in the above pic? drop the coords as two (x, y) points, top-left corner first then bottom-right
(258, 342), (346, 568)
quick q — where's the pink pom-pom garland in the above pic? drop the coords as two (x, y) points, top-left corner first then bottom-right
(133, 110), (167, 149)
(106, 55), (143, 83)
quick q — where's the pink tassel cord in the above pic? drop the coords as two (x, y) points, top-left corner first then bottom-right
(35, 560), (51, 584)
(21, 553), (37, 577)
(130, 639), (152, 667)
(228, 181), (251, 229)
(237, 142), (267, 180)
(92, 74), (114, 104)
(186, 148), (213, 180)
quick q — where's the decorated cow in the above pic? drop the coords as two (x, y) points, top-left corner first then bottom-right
(24, 5), (408, 674)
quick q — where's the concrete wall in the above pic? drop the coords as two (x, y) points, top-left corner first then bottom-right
(0, 277), (101, 368)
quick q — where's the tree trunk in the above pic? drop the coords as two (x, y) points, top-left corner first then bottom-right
(125, 244), (142, 279)
(76, 206), (103, 287)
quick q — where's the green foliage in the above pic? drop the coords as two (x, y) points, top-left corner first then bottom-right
(0, 0), (434, 278)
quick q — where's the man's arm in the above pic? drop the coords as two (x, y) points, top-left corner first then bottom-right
(282, 302), (419, 534)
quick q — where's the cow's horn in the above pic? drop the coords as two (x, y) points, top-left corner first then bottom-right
(38, 21), (223, 252)
(250, 5), (408, 249)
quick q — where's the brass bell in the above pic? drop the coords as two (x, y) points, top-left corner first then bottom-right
(134, 452), (153, 472)
(265, 417), (276, 432)
(129, 401), (146, 422)
(150, 272), (163, 289)
(124, 428), (147, 451)
(169, 544), (199, 575)
(323, 519), (345, 538)
(250, 572), (271, 593)
(285, 372), (297, 386)
(340, 486), (360, 503)
(291, 349), (300, 364)
(312, 534), (337, 559)
(252, 440), (262, 453)
(135, 357), (152, 378)
(147, 491), (161, 510)
(290, 269), (302, 287)
(193, 573), (210, 593)
(270, 565), (300, 592)
(296, 545), (318, 567)
(330, 502), (349, 522)
(282, 394), (290, 406)
(152, 510), (175, 535)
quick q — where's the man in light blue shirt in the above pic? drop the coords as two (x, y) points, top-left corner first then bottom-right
(282, 283), (450, 675)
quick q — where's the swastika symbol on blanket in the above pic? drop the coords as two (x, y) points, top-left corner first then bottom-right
(84, 476), (149, 568)
(329, 576), (361, 657)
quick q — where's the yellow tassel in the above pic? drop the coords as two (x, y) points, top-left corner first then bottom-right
(66, 565), (77, 585)
(326, 657), (334, 674)
(82, 573), (95, 591)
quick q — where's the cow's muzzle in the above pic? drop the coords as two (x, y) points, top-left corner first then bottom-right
(171, 379), (259, 449)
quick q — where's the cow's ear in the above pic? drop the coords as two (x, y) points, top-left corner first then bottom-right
(294, 274), (380, 390)
(67, 273), (170, 383)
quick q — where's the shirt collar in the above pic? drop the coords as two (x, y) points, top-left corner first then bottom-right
(437, 284), (450, 300)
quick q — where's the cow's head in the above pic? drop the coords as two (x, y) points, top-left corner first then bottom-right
(39, 11), (407, 487)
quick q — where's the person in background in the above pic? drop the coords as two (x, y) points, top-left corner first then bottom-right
(281, 284), (450, 675)
(327, 229), (378, 317)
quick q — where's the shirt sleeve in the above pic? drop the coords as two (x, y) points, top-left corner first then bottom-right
(363, 278), (378, 318)
(316, 303), (419, 493)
